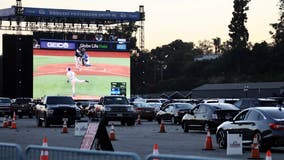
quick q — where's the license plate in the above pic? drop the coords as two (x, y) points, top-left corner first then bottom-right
(117, 113), (122, 117)
(18, 110), (22, 112)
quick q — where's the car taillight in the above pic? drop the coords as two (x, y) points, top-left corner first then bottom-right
(136, 108), (143, 111)
(269, 123), (284, 130)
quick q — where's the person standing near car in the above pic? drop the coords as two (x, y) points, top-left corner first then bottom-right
(66, 67), (89, 97)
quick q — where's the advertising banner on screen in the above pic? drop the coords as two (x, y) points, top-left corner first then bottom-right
(40, 40), (76, 50)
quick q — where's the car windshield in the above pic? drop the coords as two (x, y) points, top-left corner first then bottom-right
(104, 97), (128, 105)
(15, 98), (31, 103)
(147, 103), (162, 108)
(213, 104), (239, 110)
(47, 97), (75, 105)
(134, 102), (148, 107)
(0, 98), (11, 103)
(175, 103), (193, 109)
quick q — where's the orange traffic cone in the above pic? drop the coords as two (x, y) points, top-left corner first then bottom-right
(137, 114), (141, 125)
(248, 134), (261, 159)
(10, 113), (17, 129)
(61, 119), (68, 133)
(203, 130), (214, 150)
(153, 144), (159, 155)
(13, 112), (16, 120)
(40, 136), (49, 160)
(2, 117), (8, 128)
(265, 150), (272, 160)
(7, 115), (12, 127)
(109, 123), (116, 141)
(159, 120), (166, 133)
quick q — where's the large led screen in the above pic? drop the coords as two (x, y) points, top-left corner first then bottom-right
(33, 48), (130, 99)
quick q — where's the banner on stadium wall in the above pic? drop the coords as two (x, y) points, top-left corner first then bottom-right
(40, 40), (76, 50)
(39, 39), (128, 51)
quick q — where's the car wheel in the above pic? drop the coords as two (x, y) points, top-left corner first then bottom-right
(216, 129), (227, 149)
(183, 122), (189, 133)
(36, 118), (42, 127)
(42, 119), (50, 128)
(171, 116), (177, 124)
(127, 120), (135, 126)
(254, 132), (268, 152)
(121, 121), (126, 126)
(157, 118), (161, 124)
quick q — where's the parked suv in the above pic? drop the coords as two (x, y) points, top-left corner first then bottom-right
(10, 97), (34, 118)
(98, 95), (137, 126)
(35, 95), (81, 127)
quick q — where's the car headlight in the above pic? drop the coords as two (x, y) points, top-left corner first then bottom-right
(47, 109), (54, 115)
(127, 106), (135, 111)
(105, 107), (111, 111)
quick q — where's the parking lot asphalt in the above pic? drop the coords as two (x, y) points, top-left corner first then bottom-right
(0, 116), (283, 160)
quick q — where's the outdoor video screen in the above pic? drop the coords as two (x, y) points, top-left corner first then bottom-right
(33, 46), (130, 100)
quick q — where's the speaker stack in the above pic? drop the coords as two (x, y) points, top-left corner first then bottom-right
(2, 34), (33, 98)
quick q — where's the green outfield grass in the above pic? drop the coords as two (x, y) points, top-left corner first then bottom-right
(33, 55), (130, 99)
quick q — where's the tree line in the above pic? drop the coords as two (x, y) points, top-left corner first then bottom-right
(127, 0), (284, 94)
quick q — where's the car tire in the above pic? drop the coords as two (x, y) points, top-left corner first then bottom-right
(121, 121), (126, 126)
(183, 122), (189, 133)
(42, 117), (50, 128)
(127, 120), (135, 126)
(254, 132), (268, 152)
(36, 118), (42, 127)
(171, 116), (177, 124)
(157, 118), (161, 124)
(216, 129), (227, 149)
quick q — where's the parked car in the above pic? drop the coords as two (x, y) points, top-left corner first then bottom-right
(146, 102), (162, 113)
(156, 102), (194, 124)
(10, 97), (34, 118)
(133, 102), (156, 121)
(0, 97), (11, 116)
(98, 95), (137, 126)
(181, 103), (240, 133)
(233, 98), (277, 110)
(35, 95), (81, 127)
(216, 107), (284, 151)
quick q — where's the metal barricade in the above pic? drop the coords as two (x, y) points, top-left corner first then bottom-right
(146, 154), (226, 160)
(0, 142), (24, 160)
(25, 145), (141, 160)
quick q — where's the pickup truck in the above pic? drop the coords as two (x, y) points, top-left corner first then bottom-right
(35, 95), (81, 127)
(97, 95), (137, 126)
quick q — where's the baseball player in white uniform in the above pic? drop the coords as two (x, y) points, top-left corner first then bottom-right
(66, 67), (89, 97)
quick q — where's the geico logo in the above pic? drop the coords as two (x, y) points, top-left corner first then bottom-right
(47, 42), (69, 48)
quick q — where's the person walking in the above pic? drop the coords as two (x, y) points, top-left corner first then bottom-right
(66, 67), (89, 97)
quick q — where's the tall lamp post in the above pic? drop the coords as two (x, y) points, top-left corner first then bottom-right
(243, 85), (249, 98)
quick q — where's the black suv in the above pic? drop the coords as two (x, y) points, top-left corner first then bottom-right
(10, 97), (34, 118)
(98, 95), (137, 126)
(35, 96), (81, 127)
